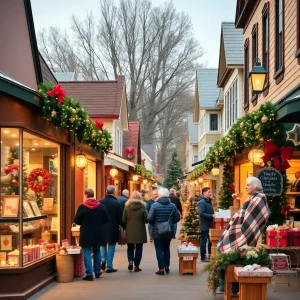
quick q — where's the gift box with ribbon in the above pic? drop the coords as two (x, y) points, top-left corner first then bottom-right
(266, 230), (287, 247)
(213, 218), (229, 229)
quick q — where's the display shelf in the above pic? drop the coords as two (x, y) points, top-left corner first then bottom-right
(24, 215), (48, 222)
(0, 215), (47, 223)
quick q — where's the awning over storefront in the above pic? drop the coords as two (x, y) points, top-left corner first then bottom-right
(276, 84), (300, 122)
(104, 152), (135, 171)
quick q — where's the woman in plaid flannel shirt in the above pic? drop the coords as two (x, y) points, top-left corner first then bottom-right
(216, 177), (270, 293)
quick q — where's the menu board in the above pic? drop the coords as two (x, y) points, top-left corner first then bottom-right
(257, 167), (283, 196)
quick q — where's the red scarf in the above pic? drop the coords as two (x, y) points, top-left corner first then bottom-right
(83, 198), (100, 210)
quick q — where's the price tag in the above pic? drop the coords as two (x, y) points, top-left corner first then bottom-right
(183, 256), (193, 261)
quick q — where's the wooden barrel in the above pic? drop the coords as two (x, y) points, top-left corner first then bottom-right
(56, 254), (74, 283)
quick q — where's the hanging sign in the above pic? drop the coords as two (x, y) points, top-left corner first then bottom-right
(257, 167), (283, 196)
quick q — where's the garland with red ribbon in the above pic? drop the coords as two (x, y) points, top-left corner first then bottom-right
(262, 141), (294, 171)
(46, 84), (66, 104)
(28, 168), (51, 193)
(95, 120), (104, 132)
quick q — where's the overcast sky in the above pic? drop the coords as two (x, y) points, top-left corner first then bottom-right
(31, 0), (237, 68)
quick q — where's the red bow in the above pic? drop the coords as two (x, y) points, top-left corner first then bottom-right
(46, 84), (66, 104)
(94, 120), (104, 132)
(125, 147), (135, 156)
(4, 164), (19, 175)
(141, 159), (146, 165)
(228, 183), (235, 191)
(281, 205), (291, 215)
(262, 141), (294, 171)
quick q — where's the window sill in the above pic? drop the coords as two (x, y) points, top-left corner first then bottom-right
(273, 66), (284, 84)
(244, 103), (249, 111)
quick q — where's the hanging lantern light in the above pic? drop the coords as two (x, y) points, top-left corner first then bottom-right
(76, 151), (88, 169)
(110, 167), (119, 178)
(198, 177), (203, 183)
(249, 60), (267, 94)
(143, 179), (148, 184)
(189, 181), (194, 186)
(133, 175), (139, 181)
(211, 166), (220, 176)
(248, 148), (265, 166)
(194, 180), (198, 185)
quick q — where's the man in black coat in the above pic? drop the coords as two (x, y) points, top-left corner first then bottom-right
(100, 185), (123, 273)
(74, 188), (109, 281)
(117, 189), (129, 212)
(197, 187), (214, 262)
(169, 188), (182, 237)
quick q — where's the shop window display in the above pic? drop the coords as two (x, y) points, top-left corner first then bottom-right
(0, 128), (60, 267)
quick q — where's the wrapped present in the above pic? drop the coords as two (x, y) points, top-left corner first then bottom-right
(73, 252), (84, 277)
(234, 266), (273, 277)
(213, 218), (229, 229)
(266, 230), (287, 247)
(287, 230), (293, 246)
(23, 246), (34, 261)
(290, 229), (300, 246)
(8, 250), (20, 266)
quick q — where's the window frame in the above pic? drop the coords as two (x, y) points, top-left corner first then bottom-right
(274, 0), (285, 83)
(296, 0), (300, 63)
(251, 23), (258, 103)
(193, 154), (199, 164)
(244, 38), (249, 110)
(262, 2), (270, 93)
(209, 113), (218, 132)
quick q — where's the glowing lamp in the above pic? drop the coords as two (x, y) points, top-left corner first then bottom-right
(133, 175), (139, 181)
(76, 152), (88, 169)
(248, 149), (265, 166)
(249, 60), (267, 93)
(110, 167), (118, 178)
(211, 167), (220, 176)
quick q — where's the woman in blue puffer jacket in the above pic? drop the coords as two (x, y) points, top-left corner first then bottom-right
(148, 188), (180, 275)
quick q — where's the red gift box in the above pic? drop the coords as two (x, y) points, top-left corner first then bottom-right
(213, 218), (229, 229)
(291, 230), (300, 246)
(266, 230), (287, 247)
(73, 252), (84, 277)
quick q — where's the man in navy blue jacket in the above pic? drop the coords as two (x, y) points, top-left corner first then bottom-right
(197, 187), (214, 262)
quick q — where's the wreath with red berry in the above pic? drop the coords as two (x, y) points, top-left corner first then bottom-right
(28, 168), (51, 193)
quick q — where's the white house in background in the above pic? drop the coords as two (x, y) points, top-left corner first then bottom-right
(185, 114), (198, 172)
(217, 22), (244, 135)
(141, 149), (153, 172)
(193, 69), (221, 162)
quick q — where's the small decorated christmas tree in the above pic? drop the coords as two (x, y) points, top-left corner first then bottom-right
(164, 151), (183, 189)
(180, 184), (189, 204)
(180, 200), (201, 243)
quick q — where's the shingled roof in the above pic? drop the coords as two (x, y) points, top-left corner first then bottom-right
(123, 122), (141, 165)
(60, 76), (125, 117)
(197, 69), (220, 109)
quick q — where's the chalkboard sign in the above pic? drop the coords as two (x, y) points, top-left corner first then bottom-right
(257, 167), (283, 196)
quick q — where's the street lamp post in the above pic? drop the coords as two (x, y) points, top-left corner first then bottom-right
(249, 60), (267, 94)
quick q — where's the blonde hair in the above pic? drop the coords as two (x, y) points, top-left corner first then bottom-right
(129, 191), (143, 201)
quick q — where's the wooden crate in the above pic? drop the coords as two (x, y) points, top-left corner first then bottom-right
(178, 253), (198, 275)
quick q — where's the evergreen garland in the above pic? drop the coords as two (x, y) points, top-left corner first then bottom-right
(38, 83), (112, 154)
(180, 184), (189, 204)
(218, 161), (234, 209)
(134, 164), (153, 179)
(164, 151), (183, 189)
(180, 201), (201, 241)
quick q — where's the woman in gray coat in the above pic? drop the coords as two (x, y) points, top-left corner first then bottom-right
(122, 191), (148, 272)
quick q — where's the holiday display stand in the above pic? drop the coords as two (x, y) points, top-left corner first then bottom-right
(177, 252), (198, 275)
(224, 264), (242, 300)
(233, 268), (272, 300)
(209, 228), (224, 259)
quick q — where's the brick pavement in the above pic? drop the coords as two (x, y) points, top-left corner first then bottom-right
(29, 234), (300, 300)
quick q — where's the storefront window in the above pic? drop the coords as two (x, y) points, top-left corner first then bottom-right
(84, 159), (96, 199)
(0, 128), (60, 267)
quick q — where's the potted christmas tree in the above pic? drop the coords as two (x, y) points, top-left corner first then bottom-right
(180, 200), (201, 246)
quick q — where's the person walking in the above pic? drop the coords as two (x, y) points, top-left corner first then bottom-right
(216, 177), (270, 294)
(117, 189), (129, 212)
(74, 188), (109, 281)
(197, 187), (214, 262)
(122, 191), (148, 272)
(100, 185), (123, 273)
(169, 188), (182, 238)
(148, 188), (180, 275)
(146, 190), (159, 242)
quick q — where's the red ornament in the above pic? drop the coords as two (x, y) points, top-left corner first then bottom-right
(94, 120), (104, 132)
(28, 168), (51, 193)
(141, 159), (146, 165)
(262, 141), (294, 171)
(281, 205), (291, 215)
(46, 84), (66, 104)
(4, 164), (19, 175)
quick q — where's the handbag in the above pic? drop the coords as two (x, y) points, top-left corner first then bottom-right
(157, 207), (175, 236)
(118, 226), (126, 245)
